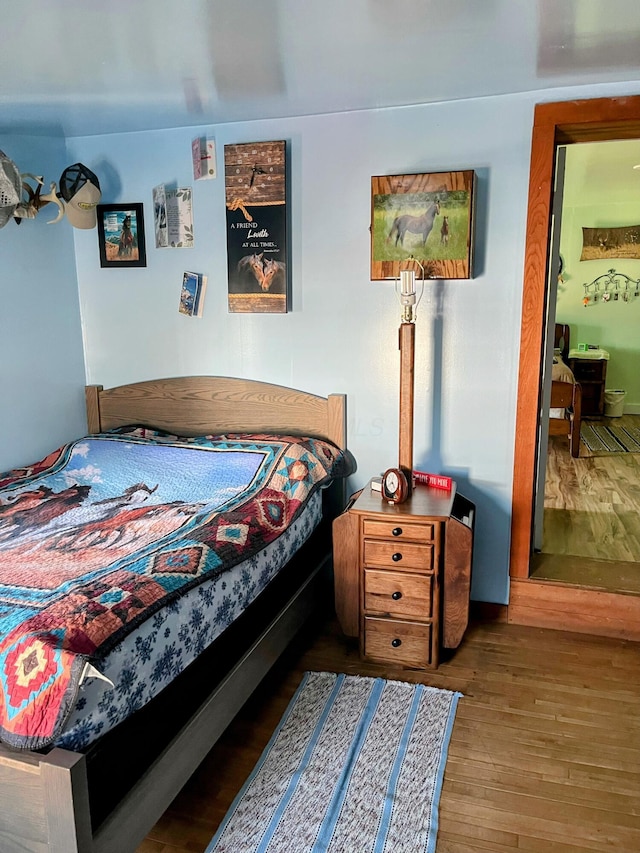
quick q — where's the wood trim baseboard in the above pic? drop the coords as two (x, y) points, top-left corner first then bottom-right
(508, 578), (640, 641)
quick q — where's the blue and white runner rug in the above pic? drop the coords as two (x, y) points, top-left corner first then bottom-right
(206, 671), (461, 853)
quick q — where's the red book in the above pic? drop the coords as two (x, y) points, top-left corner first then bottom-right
(413, 470), (453, 491)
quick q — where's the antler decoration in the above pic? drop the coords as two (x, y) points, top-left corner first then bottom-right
(13, 175), (65, 225)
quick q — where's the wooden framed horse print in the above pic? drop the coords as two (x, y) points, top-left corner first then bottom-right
(370, 170), (476, 280)
(97, 202), (147, 268)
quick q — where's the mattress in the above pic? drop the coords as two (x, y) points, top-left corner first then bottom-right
(55, 491), (322, 750)
(0, 429), (352, 749)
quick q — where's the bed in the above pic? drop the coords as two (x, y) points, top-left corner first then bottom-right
(548, 323), (582, 458)
(0, 376), (352, 853)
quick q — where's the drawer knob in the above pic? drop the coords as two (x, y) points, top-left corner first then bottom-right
(392, 527), (403, 537)
(391, 638), (402, 648)
(391, 552), (402, 562)
(391, 591), (403, 600)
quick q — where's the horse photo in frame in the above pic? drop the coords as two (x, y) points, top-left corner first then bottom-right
(371, 171), (475, 280)
(97, 203), (147, 268)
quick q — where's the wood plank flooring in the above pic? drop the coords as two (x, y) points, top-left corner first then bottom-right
(137, 611), (640, 853)
(534, 415), (640, 591)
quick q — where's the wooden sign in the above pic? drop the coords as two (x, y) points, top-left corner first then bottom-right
(224, 140), (288, 313)
(371, 170), (476, 281)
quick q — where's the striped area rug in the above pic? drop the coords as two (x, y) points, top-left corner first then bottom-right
(581, 422), (640, 453)
(205, 671), (461, 853)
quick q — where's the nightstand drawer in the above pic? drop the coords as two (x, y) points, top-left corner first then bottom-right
(571, 360), (605, 380)
(363, 519), (434, 543)
(364, 569), (433, 620)
(363, 539), (434, 572)
(363, 616), (432, 667)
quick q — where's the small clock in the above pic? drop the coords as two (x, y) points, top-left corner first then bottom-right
(381, 467), (409, 504)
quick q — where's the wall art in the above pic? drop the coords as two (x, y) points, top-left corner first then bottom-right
(179, 271), (208, 317)
(224, 140), (288, 313)
(97, 203), (146, 268)
(371, 170), (476, 280)
(580, 224), (640, 261)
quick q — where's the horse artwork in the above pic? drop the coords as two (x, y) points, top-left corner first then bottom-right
(235, 253), (287, 293)
(440, 216), (450, 245)
(371, 170), (476, 280)
(224, 140), (288, 313)
(387, 199), (440, 247)
(118, 215), (134, 257)
(97, 203), (147, 267)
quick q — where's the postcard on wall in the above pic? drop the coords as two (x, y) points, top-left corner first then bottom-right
(153, 184), (168, 248)
(165, 187), (194, 248)
(192, 136), (216, 180)
(224, 140), (288, 313)
(370, 170), (476, 280)
(179, 271), (207, 317)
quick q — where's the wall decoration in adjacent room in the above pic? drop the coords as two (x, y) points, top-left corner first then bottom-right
(370, 170), (476, 280)
(224, 140), (288, 313)
(96, 203), (146, 268)
(580, 224), (640, 261)
(179, 271), (208, 317)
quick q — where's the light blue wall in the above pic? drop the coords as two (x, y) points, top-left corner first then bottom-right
(67, 96), (529, 604)
(60, 80), (639, 604)
(0, 134), (87, 472)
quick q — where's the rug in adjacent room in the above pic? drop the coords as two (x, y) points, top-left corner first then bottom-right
(205, 671), (461, 853)
(581, 422), (640, 453)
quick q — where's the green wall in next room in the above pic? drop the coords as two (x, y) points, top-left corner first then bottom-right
(556, 139), (640, 414)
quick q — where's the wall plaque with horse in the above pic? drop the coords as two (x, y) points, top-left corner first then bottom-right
(370, 170), (475, 280)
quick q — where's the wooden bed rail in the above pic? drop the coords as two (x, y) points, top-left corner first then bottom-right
(0, 746), (92, 852)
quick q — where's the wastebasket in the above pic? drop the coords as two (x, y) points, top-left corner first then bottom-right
(604, 389), (626, 417)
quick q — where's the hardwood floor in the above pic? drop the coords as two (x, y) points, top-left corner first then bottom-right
(137, 610), (640, 853)
(533, 415), (640, 592)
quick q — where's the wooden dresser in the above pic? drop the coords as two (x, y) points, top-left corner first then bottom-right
(567, 355), (608, 417)
(332, 482), (474, 669)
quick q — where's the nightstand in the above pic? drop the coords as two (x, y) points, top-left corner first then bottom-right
(332, 481), (474, 669)
(568, 352), (609, 417)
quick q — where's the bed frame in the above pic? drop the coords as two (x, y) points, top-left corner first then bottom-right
(549, 323), (582, 458)
(0, 376), (348, 853)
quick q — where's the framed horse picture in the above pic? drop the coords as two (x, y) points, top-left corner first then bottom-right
(224, 140), (289, 313)
(96, 203), (147, 268)
(370, 171), (476, 280)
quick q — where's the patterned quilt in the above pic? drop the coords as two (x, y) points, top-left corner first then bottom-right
(0, 429), (353, 749)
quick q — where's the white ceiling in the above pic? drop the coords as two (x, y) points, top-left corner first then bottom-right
(2, 0), (640, 138)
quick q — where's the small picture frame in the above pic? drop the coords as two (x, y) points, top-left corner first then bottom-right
(371, 170), (476, 280)
(97, 203), (147, 268)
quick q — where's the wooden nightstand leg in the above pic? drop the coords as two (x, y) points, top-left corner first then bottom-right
(333, 510), (360, 637)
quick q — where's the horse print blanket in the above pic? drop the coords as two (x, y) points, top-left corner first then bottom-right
(0, 429), (352, 749)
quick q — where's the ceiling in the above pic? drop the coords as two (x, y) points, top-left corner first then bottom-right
(2, 0), (640, 138)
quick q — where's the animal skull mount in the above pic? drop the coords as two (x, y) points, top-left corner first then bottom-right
(14, 174), (65, 225)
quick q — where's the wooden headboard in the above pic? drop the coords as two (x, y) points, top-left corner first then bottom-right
(85, 376), (347, 450)
(554, 323), (570, 362)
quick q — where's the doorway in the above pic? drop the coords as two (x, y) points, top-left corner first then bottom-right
(533, 138), (640, 591)
(508, 95), (640, 640)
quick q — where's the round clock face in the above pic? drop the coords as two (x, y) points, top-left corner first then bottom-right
(382, 468), (408, 504)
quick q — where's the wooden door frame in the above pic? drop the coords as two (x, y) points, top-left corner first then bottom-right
(508, 94), (640, 639)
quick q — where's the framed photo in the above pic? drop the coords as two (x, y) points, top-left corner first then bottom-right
(371, 170), (476, 280)
(97, 203), (147, 268)
(580, 224), (640, 261)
